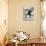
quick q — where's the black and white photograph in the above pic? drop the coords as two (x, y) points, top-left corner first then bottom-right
(23, 7), (34, 21)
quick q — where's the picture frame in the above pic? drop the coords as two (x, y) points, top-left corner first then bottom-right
(23, 7), (34, 21)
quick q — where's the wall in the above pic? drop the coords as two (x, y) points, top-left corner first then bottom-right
(8, 0), (41, 39)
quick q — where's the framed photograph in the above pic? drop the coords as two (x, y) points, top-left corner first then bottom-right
(23, 7), (34, 21)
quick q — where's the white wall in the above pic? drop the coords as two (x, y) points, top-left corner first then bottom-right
(8, 0), (41, 39)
